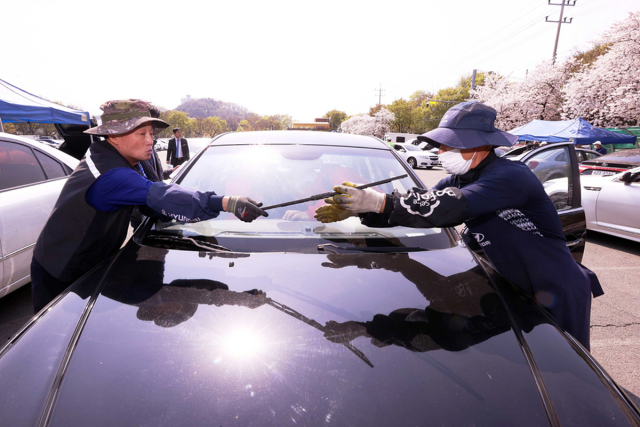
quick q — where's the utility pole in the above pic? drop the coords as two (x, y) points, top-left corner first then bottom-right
(471, 69), (477, 91)
(546, 0), (576, 64)
(374, 84), (385, 106)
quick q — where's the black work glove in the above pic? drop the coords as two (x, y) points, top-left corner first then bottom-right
(226, 196), (269, 222)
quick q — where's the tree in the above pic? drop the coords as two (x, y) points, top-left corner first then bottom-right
(195, 116), (227, 137)
(409, 90), (433, 108)
(563, 11), (640, 127)
(473, 61), (574, 130)
(158, 110), (195, 137)
(340, 108), (394, 139)
(387, 99), (412, 133)
(368, 104), (383, 116)
(323, 110), (347, 131)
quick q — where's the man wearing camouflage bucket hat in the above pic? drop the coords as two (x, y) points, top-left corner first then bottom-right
(31, 99), (267, 312)
(316, 101), (603, 351)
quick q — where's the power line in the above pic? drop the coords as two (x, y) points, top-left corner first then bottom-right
(394, 4), (551, 93)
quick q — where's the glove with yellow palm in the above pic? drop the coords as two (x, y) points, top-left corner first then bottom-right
(330, 181), (386, 214)
(314, 198), (356, 223)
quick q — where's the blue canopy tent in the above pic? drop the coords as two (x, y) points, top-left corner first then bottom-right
(509, 118), (637, 146)
(0, 78), (90, 131)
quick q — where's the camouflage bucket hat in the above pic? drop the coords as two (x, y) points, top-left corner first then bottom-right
(84, 99), (170, 136)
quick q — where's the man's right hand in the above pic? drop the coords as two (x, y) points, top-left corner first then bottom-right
(225, 196), (269, 222)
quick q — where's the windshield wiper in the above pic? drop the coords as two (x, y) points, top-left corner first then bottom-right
(317, 243), (427, 254)
(144, 234), (233, 252)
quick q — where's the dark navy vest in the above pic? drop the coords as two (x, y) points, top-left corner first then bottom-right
(33, 139), (138, 283)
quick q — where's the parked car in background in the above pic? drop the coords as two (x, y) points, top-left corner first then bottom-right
(580, 149), (640, 176)
(154, 139), (168, 151)
(581, 166), (640, 242)
(0, 133), (79, 299)
(392, 142), (438, 169)
(507, 146), (602, 184)
(2, 131), (639, 427)
(36, 136), (63, 149)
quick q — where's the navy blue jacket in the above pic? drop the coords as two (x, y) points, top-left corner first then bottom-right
(362, 153), (602, 350)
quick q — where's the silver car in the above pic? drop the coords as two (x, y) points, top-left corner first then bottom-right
(0, 133), (79, 298)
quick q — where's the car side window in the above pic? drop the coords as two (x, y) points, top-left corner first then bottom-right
(0, 140), (47, 191)
(34, 150), (67, 179)
(523, 146), (573, 211)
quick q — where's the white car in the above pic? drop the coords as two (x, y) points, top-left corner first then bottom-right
(154, 140), (168, 151)
(392, 143), (439, 169)
(0, 133), (79, 298)
(581, 166), (640, 242)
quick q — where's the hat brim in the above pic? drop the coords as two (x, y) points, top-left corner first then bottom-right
(84, 117), (170, 136)
(419, 128), (518, 150)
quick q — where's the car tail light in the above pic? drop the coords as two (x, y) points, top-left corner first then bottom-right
(528, 160), (539, 170)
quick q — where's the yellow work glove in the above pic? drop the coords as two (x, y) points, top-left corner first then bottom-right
(314, 198), (356, 223)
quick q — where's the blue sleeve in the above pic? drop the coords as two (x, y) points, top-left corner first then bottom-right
(146, 182), (224, 223)
(86, 167), (225, 222)
(431, 175), (456, 191)
(460, 166), (529, 218)
(86, 168), (152, 212)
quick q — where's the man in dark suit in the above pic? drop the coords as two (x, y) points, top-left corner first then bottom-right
(167, 127), (189, 167)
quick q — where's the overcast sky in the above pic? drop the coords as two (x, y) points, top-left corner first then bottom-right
(2, 0), (638, 122)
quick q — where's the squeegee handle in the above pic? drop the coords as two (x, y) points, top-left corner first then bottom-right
(261, 174), (408, 211)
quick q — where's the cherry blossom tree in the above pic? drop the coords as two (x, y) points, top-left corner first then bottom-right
(472, 59), (575, 130)
(340, 108), (395, 139)
(563, 11), (640, 127)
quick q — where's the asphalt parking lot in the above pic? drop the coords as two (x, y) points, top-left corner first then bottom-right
(1, 162), (639, 407)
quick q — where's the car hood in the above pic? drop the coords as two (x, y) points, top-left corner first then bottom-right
(30, 242), (550, 426)
(8, 242), (637, 426)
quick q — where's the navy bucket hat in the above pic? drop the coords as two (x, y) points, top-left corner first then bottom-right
(416, 101), (518, 149)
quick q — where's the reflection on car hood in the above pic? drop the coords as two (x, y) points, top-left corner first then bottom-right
(36, 241), (558, 427)
(13, 241), (636, 426)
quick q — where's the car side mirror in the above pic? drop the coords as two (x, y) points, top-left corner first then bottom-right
(621, 171), (640, 184)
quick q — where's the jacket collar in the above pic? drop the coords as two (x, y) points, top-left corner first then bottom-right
(457, 150), (498, 187)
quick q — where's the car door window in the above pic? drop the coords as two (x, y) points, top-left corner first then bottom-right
(34, 150), (67, 179)
(523, 146), (573, 211)
(0, 140), (46, 191)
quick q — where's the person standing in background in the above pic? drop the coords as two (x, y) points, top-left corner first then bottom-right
(593, 141), (608, 155)
(167, 127), (189, 167)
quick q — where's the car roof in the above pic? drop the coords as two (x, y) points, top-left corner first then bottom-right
(0, 132), (79, 169)
(210, 130), (389, 149)
(588, 148), (640, 163)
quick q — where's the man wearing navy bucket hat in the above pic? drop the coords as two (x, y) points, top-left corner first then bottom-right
(316, 101), (603, 351)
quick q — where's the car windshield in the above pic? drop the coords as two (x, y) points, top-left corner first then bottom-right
(150, 143), (452, 253)
(402, 144), (421, 152)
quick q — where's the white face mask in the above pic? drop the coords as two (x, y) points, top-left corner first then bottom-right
(439, 149), (474, 175)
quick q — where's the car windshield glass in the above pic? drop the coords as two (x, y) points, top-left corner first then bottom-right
(403, 145), (421, 152)
(151, 144), (452, 253)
